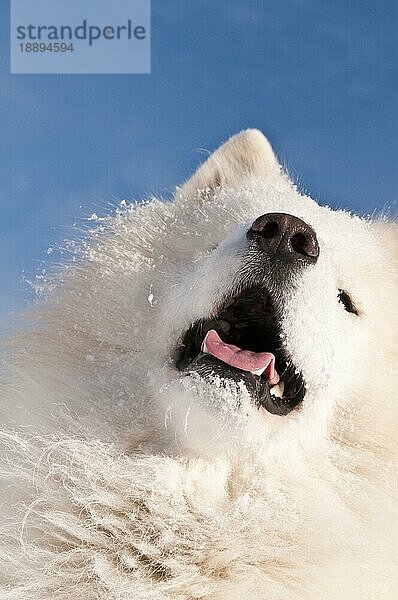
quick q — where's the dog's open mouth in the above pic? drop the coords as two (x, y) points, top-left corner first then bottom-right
(176, 285), (306, 416)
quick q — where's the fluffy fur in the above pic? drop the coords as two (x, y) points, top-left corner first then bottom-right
(0, 130), (397, 599)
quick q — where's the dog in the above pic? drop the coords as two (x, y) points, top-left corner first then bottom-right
(0, 130), (397, 599)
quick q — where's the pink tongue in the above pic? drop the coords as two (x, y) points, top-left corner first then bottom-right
(202, 330), (279, 385)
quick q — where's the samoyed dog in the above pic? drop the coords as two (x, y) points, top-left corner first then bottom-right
(0, 130), (397, 599)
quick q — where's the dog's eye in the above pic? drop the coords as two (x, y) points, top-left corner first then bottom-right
(337, 289), (359, 315)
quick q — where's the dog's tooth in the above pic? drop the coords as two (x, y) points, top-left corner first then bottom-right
(251, 365), (267, 376)
(223, 298), (234, 308)
(217, 320), (231, 334)
(206, 319), (218, 329)
(270, 382), (284, 398)
(201, 340), (209, 354)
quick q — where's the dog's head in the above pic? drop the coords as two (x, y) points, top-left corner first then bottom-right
(144, 130), (398, 452)
(44, 131), (396, 455)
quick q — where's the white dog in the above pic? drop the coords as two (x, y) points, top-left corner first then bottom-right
(0, 130), (397, 599)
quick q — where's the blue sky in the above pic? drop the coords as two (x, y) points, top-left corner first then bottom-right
(1, 0), (397, 322)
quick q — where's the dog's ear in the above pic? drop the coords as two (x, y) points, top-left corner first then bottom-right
(177, 129), (281, 201)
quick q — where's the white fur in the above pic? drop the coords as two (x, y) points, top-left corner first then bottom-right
(0, 130), (397, 599)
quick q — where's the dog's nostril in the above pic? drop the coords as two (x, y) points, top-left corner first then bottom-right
(291, 232), (318, 258)
(262, 221), (279, 238)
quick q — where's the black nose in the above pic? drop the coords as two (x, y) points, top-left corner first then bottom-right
(247, 213), (319, 264)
